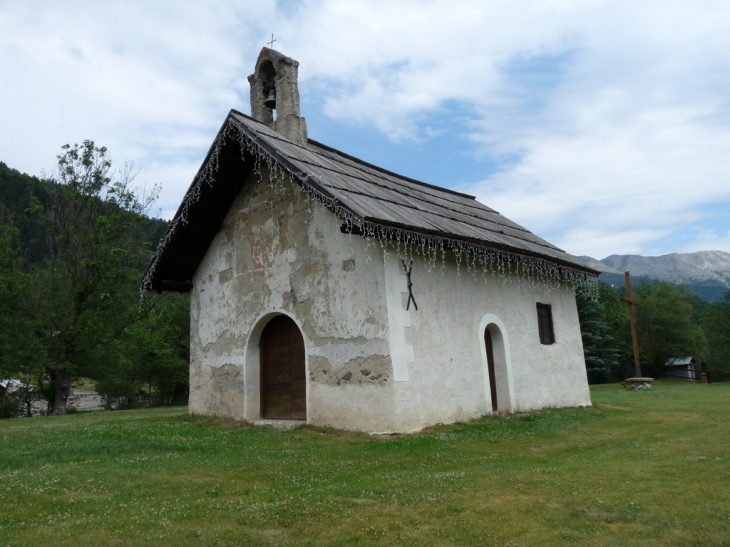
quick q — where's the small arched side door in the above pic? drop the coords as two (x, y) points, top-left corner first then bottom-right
(484, 328), (498, 412)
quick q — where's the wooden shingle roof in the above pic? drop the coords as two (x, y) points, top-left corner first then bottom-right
(142, 110), (596, 292)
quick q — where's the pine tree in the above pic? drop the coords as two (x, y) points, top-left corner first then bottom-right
(576, 284), (621, 383)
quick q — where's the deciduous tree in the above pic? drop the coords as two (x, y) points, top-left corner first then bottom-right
(34, 141), (158, 414)
(701, 292), (730, 377)
(0, 205), (48, 416)
(96, 293), (189, 409)
(635, 281), (706, 378)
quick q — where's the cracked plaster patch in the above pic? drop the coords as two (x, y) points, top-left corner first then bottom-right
(309, 355), (391, 387)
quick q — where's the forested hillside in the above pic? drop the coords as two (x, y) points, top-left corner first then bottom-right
(0, 160), (169, 262)
(0, 145), (188, 418)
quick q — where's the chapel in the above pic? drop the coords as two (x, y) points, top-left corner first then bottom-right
(142, 47), (598, 433)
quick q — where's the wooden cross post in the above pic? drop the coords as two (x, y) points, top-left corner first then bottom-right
(621, 271), (642, 378)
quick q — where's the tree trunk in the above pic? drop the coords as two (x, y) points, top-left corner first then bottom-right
(23, 392), (33, 418)
(50, 368), (73, 415)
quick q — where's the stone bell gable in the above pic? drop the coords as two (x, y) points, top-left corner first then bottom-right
(247, 47), (308, 146)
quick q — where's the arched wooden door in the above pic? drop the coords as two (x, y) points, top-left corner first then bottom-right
(484, 328), (498, 412)
(260, 315), (306, 420)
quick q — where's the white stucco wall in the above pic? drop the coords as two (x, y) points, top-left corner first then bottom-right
(188, 168), (591, 434)
(382, 251), (591, 432)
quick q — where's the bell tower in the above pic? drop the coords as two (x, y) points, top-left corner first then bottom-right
(248, 47), (308, 146)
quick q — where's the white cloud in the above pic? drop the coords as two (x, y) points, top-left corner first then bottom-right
(0, 0), (275, 204)
(1, 0), (729, 260)
(280, 0), (730, 257)
(462, 2), (730, 257)
(280, 0), (584, 140)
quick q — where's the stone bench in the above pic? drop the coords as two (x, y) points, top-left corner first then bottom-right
(624, 377), (654, 390)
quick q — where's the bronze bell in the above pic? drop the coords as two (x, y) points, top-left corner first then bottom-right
(264, 88), (276, 109)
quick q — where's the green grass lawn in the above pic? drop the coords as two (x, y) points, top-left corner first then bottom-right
(1, 380), (729, 546)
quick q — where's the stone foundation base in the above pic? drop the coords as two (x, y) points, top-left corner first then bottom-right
(624, 377), (654, 390)
(253, 419), (305, 430)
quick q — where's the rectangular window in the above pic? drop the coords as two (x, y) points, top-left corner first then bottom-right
(536, 303), (555, 345)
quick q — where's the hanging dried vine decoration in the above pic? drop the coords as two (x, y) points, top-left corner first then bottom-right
(142, 115), (599, 300)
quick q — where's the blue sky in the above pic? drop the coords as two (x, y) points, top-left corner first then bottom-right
(1, 0), (729, 259)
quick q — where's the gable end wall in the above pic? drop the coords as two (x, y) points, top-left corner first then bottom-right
(189, 170), (398, 431)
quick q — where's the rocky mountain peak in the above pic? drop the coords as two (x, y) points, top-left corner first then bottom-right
(575, 250), (730, 301)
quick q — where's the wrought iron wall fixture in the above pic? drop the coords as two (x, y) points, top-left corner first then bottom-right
(401, 258), (418, 311)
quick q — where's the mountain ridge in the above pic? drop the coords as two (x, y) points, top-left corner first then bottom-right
(576, 250), (730, 301)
